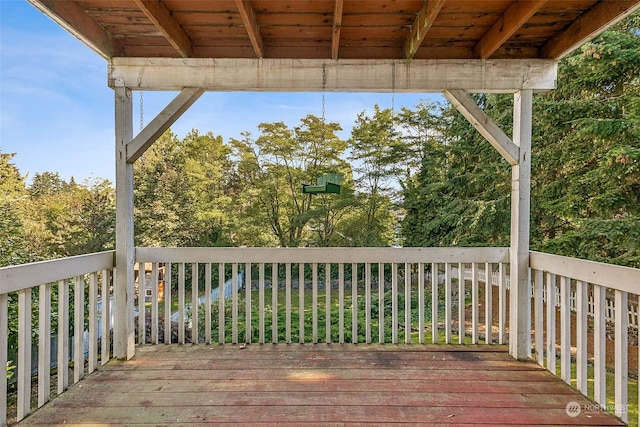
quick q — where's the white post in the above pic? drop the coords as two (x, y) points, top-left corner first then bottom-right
(509, 89), (532, 360)
(114, 84), (135, 360)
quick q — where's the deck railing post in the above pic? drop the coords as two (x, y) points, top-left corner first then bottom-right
(509, 89), (532, 360)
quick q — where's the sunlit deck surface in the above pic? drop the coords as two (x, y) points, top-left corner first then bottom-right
(19, 344), (623, 426)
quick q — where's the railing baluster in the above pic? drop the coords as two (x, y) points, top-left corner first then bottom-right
(312, 263), (318, 343)
(614, 290), (629, 423)
(365, 263), (371, 344)
(593, 284), (606, 405)
(88, 272), (98, 372)
(352, 263), (358, 343)
(192, 263), (199, 344)
(418, 263), (425, 344)
(484, 263), (492, 345)
(339, 263), (344, 344)
(299, 262), (305, 344)
(0, 293), (7, 424)
(137, 263), (145, 345)
(546, 272), (556, 374)
(151, 264), (158, 345)
(57, 279), (69, 394)
(259, 262), (265, 344)
(178, 263), (185, 345)
(378, 263), (384, 343)
(272, 263), (278, 344)
(576, 280), (587, 394)
(458, 263), (465, 344)
(431, 262), (438, 344)
(325, 263), (331, 344)
(245, 262), (251, 344)
(286, 263), (292, 344)
(218, 263), (225, 344)
(534, 269), (544, 365)
(392, 263), (398, 344)
(73, 275), (85, 384)
(498, 263), (506, 345)
(471, 263), (478, 344)
(205, 263), (212, 344)
(404, 263), (410, 343)
(102, 270), (111, 363)
(165, 263), (172, 345)
(17, 288), (32, 421)
(38, 283), (51, 407)
(231, 263), (238, 344)
(560, 276), (571, 384)
(445, 263), (452, 344)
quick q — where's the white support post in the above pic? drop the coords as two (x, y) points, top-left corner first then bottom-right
(509, 89), (532, 360)
(114, 84), (135, 360)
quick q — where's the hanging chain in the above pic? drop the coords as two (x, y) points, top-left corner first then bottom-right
(139, 91), (144, 131)
(321, 64), (327, 142)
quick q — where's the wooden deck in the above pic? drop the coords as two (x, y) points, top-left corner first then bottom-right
(19, 344), (623, 426)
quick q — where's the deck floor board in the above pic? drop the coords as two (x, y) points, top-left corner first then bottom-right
(18, 344), (624, 426)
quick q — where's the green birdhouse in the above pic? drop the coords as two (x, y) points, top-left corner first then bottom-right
(302, 173), (342, 195)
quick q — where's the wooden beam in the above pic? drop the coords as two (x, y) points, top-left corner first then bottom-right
(443, 90), (519, 165)
(509, 89), (532, 361)
(474, 0), (548, 59)
(541, 0), (640, 59)
(133, 0), (193, 58)
(27, 0), (115, 59)
(127, 88), (204, 162)
(109, 58), (558, 92)
(235, 0), (264, 58)
(404, 0), (446, 60)
(331, 0), (344, 60)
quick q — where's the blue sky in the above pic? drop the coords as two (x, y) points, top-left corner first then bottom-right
(1, 0), (438, 184)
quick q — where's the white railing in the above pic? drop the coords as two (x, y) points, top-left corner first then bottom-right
(530, 251), (640, 424)
(0, 251), (115, 425)
(135, 247), (510, 347)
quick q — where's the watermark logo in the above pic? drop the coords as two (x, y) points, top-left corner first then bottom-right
(565, 401), (581, 418)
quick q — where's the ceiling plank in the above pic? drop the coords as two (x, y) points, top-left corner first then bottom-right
(404, 0), (447, 60)
(331, 0), (344, 60)
(443, 89), (519, 166)
(28, 0), (116, 59)
(235, 0), (264, 58)
(474, 0), (548, 59)
(541, 0), (640, 59)
(109, 58), (558, 92)
(133, 0), (193, 58)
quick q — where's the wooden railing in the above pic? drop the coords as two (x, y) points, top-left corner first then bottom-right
(530, 251), (640, 424)
(0, 251), (114, 425)
(135, 247), (510, 346)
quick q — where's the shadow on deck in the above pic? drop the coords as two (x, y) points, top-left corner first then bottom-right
(18, 344), (623, 426)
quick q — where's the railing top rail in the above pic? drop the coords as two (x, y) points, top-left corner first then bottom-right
(0, 250), (115, 294)
(530, 251), (640, 294)
(135, 246), (510, 264)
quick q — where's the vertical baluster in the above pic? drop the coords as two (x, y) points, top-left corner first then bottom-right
(614, 290), (628, 423)
(38, 283), (51, 407)
(101, 270), (111, 363)
(534, 270), (544, 365)
(576, 280), (587, 394)
(546, 272), (556, 374)
(178, 263), (185, 344)
(218, 263), (225, 344)
(431, 262), (438, 344)
(405, 263), (411, 344)
(57, 280), (69, 394)
(458, 263), (465, 344)
(286, 263), (292, 344)
(312, 263), (318, 343)
(151, 264), (158, 345)
(164, 263), (172, 345)
(352, 263), (358, 343)
(445, 263), (452, 344)
(88, 272), (98, 372)
(0, 293), (7, 424)
(231, 263), (238, 344)
(259, 263), (265, 344)
(339, 263), (344, 344)
(205, 263), (212, 344)
(471, 263), (478, 344)
(593, 284), (606, 405)
(245, 262), (251, 344)
(560, 276), (571, 384)
(17, 288), (32, 421)
(272, 263), (278, 344)
(499, 263), (507, 345)
(418, 263), (425, 344)
(325, 263), (331, 344)
(299, 263), (305, 344)
(365, 263), (371, 344)
(484, 263), (492, 345)
(137, 263), (145, 345)
(192, 263), (199, 344)
(74, 275), (85, 384)
(392, 263), (398, 344)
(378, 263), (384, 343)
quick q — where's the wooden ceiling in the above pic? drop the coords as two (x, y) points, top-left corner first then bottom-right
(30, 0), (640, 62)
